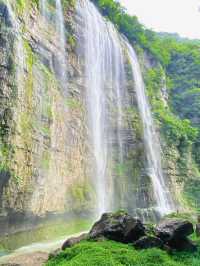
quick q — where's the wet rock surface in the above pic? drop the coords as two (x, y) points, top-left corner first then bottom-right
(154, 218), (197, 251)
(133, 236), (163, 249)
(62, 233), (88, 250)
(61, 212), (197, 253)
(89, 212), (146, 243)
(167, 237), (197, 252)
(155, 219), (194, 241)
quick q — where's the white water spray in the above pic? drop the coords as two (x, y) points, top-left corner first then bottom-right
(40, 0), (47, 17)
(40, 0), (68, 93)
(77, 0), (126, 215)
(6, 1), (25, 111)
(55, 0), (68, 91)
(126, 42), (174, 215)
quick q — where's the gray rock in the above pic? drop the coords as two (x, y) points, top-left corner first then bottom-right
(133, 236), (163, 249)
(62, 233), (88, 250)
(155, 219), (194, 241)
(168, 237), (197, 252)
(89, 211), (146, 243)
(48, 248), (61, 259)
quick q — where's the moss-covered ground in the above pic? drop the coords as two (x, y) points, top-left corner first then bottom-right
(46, 236), (200, 266)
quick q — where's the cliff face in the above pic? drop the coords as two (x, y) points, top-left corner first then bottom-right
(0, 0), (198, 236)
(0, 0), (149, 232)
(0, 1), (94, 234)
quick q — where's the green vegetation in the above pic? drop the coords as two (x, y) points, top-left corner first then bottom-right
(65, 98), (83, 110)
(92, 0), (200, 165)
(92, 0), (200, 66)
(67, 181), (95, 213)
(46, 238), (200, 266)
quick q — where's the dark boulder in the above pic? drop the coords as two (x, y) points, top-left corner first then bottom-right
(62, 233), (88, 250)
(155, 219), (196, 252)
(155, 219), (194, 242)
(133, 236), (163, 250)
(168, 237), (197, 252)
(89, 211), (146, 243)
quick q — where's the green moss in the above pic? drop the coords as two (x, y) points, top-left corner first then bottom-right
(67, 182), (95, 213)
(41, 150), (50, 170)
(62, 0), (76, 10)
(125, 106), (143, 140)
(41, 126), (51, 136)
(64, 98), (83, 110)
(46, 238), (200, 266)
(68, 35), (76, 49)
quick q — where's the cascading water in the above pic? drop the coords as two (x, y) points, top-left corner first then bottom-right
(77, 0), (174, 218)
(40, 0), (47, 17)
(6, 1), (25, 116)
(126, 42), (174, 215)
(77, 0), (126, 215)
(40, 0), (68, 94)
(55, 0), (68, 91)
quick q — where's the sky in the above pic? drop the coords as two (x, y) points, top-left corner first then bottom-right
(119, 0), (200, 39)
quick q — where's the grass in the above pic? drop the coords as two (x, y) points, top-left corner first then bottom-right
(46, 237), (200, 266)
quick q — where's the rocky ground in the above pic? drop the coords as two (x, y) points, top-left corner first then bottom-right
(2, 211), (200, 266)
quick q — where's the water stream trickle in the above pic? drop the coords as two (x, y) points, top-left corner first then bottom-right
(55, 0), (68, 93)
(126, 42), (174, 215)
(40, 0), (68, 94)
(6, 1), (26, 116)
(40, 0), (47, 17)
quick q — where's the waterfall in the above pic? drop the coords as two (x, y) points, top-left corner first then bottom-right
(77, 0), (126, 215)
(6, 1), (25, 112)
(40, 0), (68, 94)
(126, 42), (174, 215)
(77, 0), (174, 217)
(40, 0), (47, 17)
(55, 0), (68, 91)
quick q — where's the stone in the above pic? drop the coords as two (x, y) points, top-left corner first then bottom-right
(89, 211), (146, 243)
(62, 233), (88, 250)
(48, 248), (61, 259)
(168, 237), (197, 252)
(133, 236), (163, 249)
(155, 219), (194, 242)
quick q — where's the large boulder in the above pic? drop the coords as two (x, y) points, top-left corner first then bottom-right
(155, 219), (196, 252)
(89, 211), (146, 243)
(133, 236), (163, 250)
(62, 233), (88, 250)
(168, 237), (197, 252)
(155, 219), (194, 242)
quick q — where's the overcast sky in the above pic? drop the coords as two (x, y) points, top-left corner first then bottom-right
(119, 0), (200, 39)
